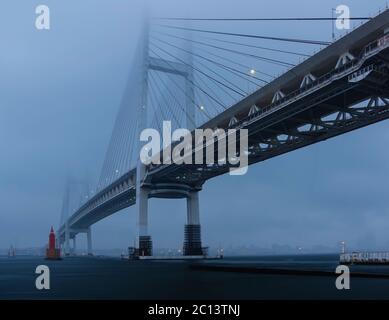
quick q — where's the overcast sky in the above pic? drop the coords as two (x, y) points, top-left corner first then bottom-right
(1, 0), (389, 252)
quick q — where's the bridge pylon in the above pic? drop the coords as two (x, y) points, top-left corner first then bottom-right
(87, 227), (93, 256)
(184, 191), (203, 256)
(133, 14), (204, 257)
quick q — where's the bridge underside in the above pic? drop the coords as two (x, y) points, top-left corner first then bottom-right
(148, 52), (389, 186)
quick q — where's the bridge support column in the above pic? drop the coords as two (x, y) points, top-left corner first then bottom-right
(65, 222), (70, 256)
(87, 227), (93, 256)
(138, 187), (152, 256)
(72, 237), (77, 255)
(184, 191), (203, 256)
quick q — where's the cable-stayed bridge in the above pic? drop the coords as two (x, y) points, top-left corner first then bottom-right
(58, 9), (389, 257)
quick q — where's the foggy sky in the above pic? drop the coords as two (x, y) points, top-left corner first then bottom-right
(1, 0), (389, 252)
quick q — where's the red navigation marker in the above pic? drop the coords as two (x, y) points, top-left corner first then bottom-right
(46, 226), (61, 260)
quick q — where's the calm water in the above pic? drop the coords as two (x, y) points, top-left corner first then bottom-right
(1, 254), (389, 299)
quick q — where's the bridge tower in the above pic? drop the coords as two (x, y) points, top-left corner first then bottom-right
(135, 15), (202, 257)
(60, 182), (71, 256)
(59, 179), (94, 257)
